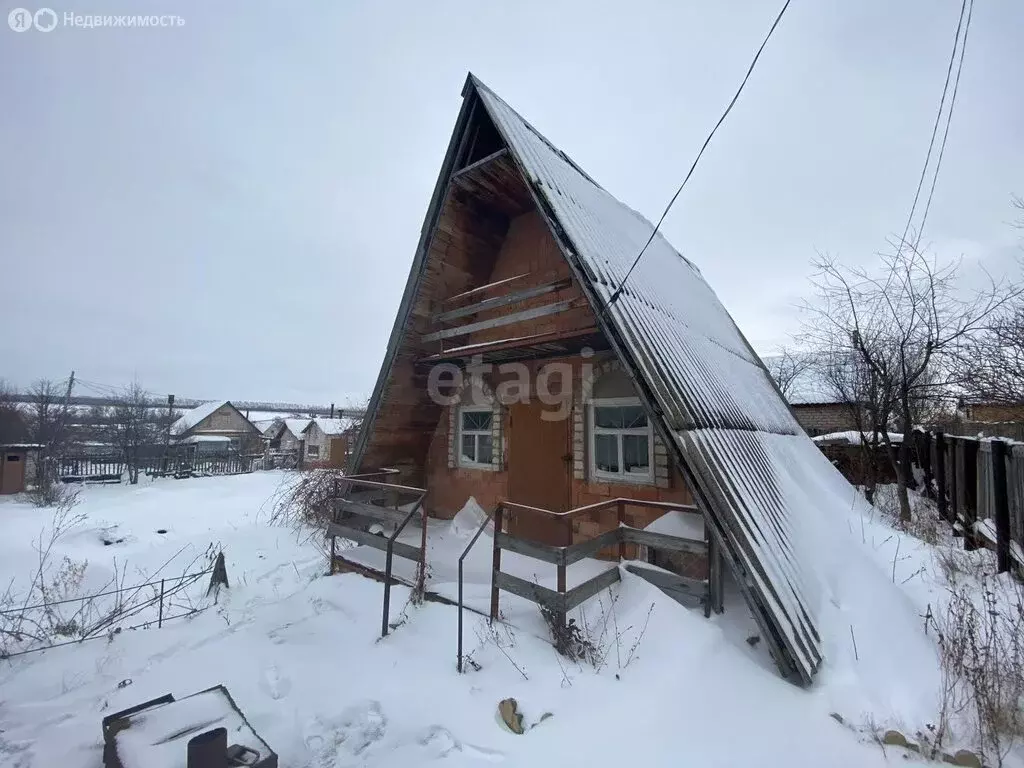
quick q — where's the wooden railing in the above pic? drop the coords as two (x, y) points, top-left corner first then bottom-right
(457, 497), (722, 672)
(327, 473), (427, 637)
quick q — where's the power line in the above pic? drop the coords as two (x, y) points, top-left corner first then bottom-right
(896, 0), (971, 253)
(914, 0), (973, 251)
(606, 0), (793, 310)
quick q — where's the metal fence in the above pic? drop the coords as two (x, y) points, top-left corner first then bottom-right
(0, 552), (229, 659)
(911, 429), (1023, 573)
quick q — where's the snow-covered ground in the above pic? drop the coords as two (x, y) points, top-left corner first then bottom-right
(0, 473), (1008, 767)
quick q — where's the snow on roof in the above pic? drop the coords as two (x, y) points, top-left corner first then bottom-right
(473, 76), (837, 683)
(308, 418), (351, 436)
(283, 418), (312, 438)
(181, 434), (232, 444)
(170, 400), (230, 436)
(254, 418), (281, 434)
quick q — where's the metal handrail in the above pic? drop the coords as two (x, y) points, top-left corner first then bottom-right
(456, 503), (499, 672)
(380, 493), (426, 638)
(500, 497), (698, 522)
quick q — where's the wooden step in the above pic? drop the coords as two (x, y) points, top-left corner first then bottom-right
(624, 564), (707, 606)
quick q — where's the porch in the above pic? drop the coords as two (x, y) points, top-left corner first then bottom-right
(324, 472), (725, 670)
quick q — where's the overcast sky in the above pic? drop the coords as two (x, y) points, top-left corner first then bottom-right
(1, 0), (1021, 406)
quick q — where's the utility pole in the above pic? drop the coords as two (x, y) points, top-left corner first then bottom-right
(54, 370), (75, 451)
(162, 394), (174, 473)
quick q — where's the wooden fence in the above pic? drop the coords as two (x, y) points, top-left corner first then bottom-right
(911, 429), (1023, 573)
(57, 449), (258, 483)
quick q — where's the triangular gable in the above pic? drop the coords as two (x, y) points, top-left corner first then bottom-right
(353, 73), (864, 684)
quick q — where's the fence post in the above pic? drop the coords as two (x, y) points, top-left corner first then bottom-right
(158, 578), (165, 628)
(992, 439), (1012, 573)
(920, 430), (934, 500)
(935, 432), (949, 525)
(207, 551), (229, 599)
(490, 505), (503, 622)
(617, 501), (626, 561)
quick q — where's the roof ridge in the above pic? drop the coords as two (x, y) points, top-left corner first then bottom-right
(467, 74), (700, 276)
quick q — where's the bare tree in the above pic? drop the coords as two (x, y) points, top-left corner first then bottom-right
(25, 378), (73, 488)
(952, 304), (1024, 407)
(764, 347), (813, 399)
(810, 346), (896, 504)
(802, 243), (1020, 522)
(110, 381), (156, 485)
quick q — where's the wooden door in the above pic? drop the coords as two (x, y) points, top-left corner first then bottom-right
(507, 401), (571, 545)
(1, 453), (25, 494)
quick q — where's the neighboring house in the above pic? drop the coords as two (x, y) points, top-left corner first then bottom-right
(302, 418), (357, 465)
(961, 401), (1024, 423)
(0, 444), (42, 494)
(170, 401), (263, 454)
(350, 73), (869, 685)
(266, 418), (311, 452)
(782, 366), (860, 438)
(253, 418), (282, 436)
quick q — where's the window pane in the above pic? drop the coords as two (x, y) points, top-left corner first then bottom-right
(462, 410), (492, 431)
(623, 434), (650, 474)
(620, 405), (647, 428)
(460, 434), (476, 462)
(594, 434), (619, 473)
(594, 407), (622, 429)
(478, 435), (493, 465)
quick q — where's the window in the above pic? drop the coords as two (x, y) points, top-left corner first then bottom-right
(459, 407), (494, 468)
(306, 445), (320, 458)
(590, 398), (652, 482)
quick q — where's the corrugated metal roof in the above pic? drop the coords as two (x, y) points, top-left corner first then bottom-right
(472, 76), (833, 683)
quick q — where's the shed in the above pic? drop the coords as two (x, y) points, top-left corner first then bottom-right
(0, 444), (42, 495)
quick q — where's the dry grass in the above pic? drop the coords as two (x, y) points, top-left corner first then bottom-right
(926, 573), (1024, 765)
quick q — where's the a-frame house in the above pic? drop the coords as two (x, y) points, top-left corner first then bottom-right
(350, 74), (853, 686)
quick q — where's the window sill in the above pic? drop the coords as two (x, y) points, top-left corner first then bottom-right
(458, 461), (498, 472)
(591, 471), (655, 487)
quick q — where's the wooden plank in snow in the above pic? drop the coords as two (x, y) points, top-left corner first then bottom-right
(493, 571), (564, 611)
(621, 526), (708, 556)
(326, 522), (422, 561)
(563, 567), (621, 611)
(495, 531), (563, 565)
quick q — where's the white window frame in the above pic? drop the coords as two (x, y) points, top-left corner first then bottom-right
(457, 405), (494, 469)
(589, 397), (654, 484)
(306, 444), (320, 458)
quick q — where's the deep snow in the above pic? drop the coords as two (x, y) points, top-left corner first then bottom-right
(0, 472), (994, 767)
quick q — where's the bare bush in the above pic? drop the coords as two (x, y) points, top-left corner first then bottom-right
(927, 574), (1024, 764)
(539, 587), (654, 674)
(0, 491), (219, 657)
(539, 604), (601, 666)
(27, 473), (79, 509)
(266, 469), (345, 556)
